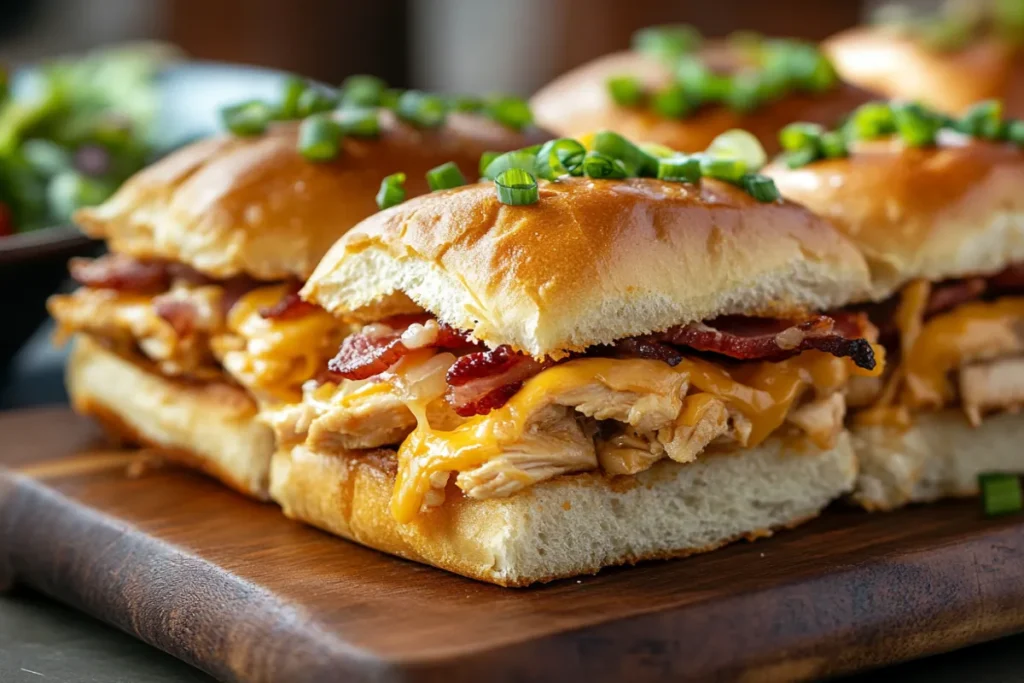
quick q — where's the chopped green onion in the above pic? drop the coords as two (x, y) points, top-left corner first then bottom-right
(741, 173), (781, 202)
(700, 156), (747, 183)
(632, 24), (701, 61)
(591, 130), (659, 177)
(481, 150), (538, 180)
(705, 129), (768, 171)
(957, 100), (1004, 139)
(779, 122), (824, 153)
(484, 95), (533, 131)
(479, 151), (501, 178)
(675, 56), (730, 104)
(656, 155), (701, 183)
(376, 172), (406, 210)
(494, 168), (539, 205)
(296, 86), (340, 118)
(335, 107), (381, 137)
(639, 142), (677, 159)
(380, 88), (404, 110)
(819, 130), (849, 158)
(846, 101), (896, 140)
(277, 76), (307, 120)
(581, 150), (628, 179)
(892, 102), (943, 147)
(340, 74), (387, 107)
(607, 75), (644, 107)
(651, 84), (692, 119)
(979, 473), (1024, 517)
(725, 72), (763, 112)
(298, 114), (343, 162)
(449, 95), (484, 113)
(535, 138), (586, 179)
(782, 146), (821, 169)
(426, 161), (466, 191)
(221, 100), (274, 136)
(1007, 119), (1024, 145)
(396, 90), (448, 128)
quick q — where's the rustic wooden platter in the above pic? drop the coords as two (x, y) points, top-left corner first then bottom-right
(2, 407), (1024, 683)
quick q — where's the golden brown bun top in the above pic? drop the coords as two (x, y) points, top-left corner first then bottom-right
(763, 134), (1024, 299)
(529, 48), (872, 155)
(825, 26), (1024, 117)
(303, 176), (872, 358)
(75, 111), (550, 281)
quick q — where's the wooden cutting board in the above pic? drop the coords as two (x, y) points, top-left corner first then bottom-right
(3, 407), (1024, 683)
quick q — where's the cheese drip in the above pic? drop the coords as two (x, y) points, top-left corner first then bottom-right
(389, 351), (874, 523)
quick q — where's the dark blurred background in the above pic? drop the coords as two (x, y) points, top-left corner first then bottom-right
(0, 0), (928, 94)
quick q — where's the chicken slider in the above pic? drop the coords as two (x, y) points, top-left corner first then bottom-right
(267, 130), (883, 585)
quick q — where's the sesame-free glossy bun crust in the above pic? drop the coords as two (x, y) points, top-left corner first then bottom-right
(763, 136), (1024, 298)
(303, 176), (872, 357)
(75, 112), (550, 280)
(824, 26), (1024, 117)
(529, 49), (872, 155)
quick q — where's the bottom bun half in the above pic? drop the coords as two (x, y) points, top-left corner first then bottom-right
(852, 410), (1024, 510)
(66, 334), (275, 499)
(270, 434), (858, 586)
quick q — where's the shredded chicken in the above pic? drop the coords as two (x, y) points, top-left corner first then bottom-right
(959, 356), (1024, 426)
(785, 393), (846, 448)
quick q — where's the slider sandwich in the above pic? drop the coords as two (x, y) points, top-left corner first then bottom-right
(48, 78), (549, 499)
(267, 130), (883, 585)
(764, 99), (1024, 508)
(825, 2), (1024, 116)
(531, 25), (871, 155)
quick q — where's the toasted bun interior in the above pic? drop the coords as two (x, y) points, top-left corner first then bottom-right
(852, 410), (1024, 510)
(764, 138), (1024, 298)
(67, 335), (275, 498)
(269, 434), (857, 586)
(74, 112), (549, 281)
(303, 176), (872, 357)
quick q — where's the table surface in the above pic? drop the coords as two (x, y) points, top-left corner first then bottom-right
(2, 321), (1024, 683)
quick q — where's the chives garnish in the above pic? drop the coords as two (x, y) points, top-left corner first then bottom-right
(639, 142), (676, 159)
(277, 76), (307, 120)
(298, 114), (343, 162)
(782, 146), (821, 169)
(494, 168), (539, 205)
(485, 95), (533, 131)
(449, 95), (485, 113)
(479, 151), (501, 178)
(632, 24), (702, 61)
(340, 74), (387, 107)
(581, 150), (629, 179)
(221, 100), (274, 136)
(1008, 120), (1024, 145)
(607, 75), (644, 107)
(779, 122), (824, 153)
(892, 102), (942, 147)
(376, 172), (406, 210)
(846, 101), (896, 140)
(741, 173), (781, 202)
(481, 150), (538, 181)
(296, 86), (340, 118)
(535, 138), (586, 179)
(396, 90), (448, 128)
(656, 155), (701, 182)
(979, 473), (1024, 517)
(651, 84), (692, 119)
(725, 72), (762, 113)
(591, 131), (659, 177)
(957, 100), (1004, 139)
(335, 107), (381, 137)
(700, 156), (747, 183)
(819, 130), (849, 159)
(705, 129), (768, 171)
(380, 88), (404, 110)
(426, 161), (467, 191)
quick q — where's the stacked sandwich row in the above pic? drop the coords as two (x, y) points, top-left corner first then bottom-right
(49, 27), (1024, 586)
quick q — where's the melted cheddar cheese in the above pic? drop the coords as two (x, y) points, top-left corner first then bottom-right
(214, 285), (347, 403)
(389, 350), (878, 522)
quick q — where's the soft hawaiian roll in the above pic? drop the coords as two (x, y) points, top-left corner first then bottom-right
(530, 29), (871, 154)
(267, 137), (882, 585)
(49, 103), (549, 499)
(825, 20), (1024, 116)
(764, 103), (1024, 508)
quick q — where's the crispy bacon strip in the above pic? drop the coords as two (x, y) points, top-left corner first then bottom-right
(611, 338), (684, 366)
(988, 264), (1024, 293)
(446, 346), (553, 416)
(657, 314), (877, 371)
(70, 254), (170, 294)
(926, 278), (986, 317)
(153, 295), (197, 337)
(327, 318), (473, 381)
(259, 282), (319, 321)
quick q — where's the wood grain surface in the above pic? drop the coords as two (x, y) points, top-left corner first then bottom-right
(2, 407), (1024, 683)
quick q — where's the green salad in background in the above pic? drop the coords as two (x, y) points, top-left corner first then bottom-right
(0, 44), (176, 236)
